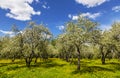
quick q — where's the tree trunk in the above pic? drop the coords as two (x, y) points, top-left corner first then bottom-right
(34, 57), (38, 64)
(101, 53), (105, 64)
(65, 56), (68, 62)
(77, 47), (80, 70)
(26, 61), (30, 67)
(25, 57), (32, 67)
(12, 57), (15, 62)
(100, 45), (105, 64)
(65, 53), (69, 62)
(12, 55), (15, 62)
(70, 55), (74, 64)
(60, 53), (64, 59)
(25, 58), (29, 67)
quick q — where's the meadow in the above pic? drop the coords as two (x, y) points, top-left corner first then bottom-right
(0, 58), (120, 78)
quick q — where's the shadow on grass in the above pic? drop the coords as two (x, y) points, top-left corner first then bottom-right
(72, 65), (115, 74)
(73, 60), (91, 65)
(114, 76), (120, 78)
(0, 60), (25, 67)
(40, 63), (66, 68)
(35, 59), (66, 68)
(0, 59), (66, 71)
(107, 62), (120, 70)
(108, 62), (120, 65)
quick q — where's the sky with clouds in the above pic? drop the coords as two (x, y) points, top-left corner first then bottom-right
(0, 0), (120, 36)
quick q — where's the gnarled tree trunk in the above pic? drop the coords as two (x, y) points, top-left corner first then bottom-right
(77, 47), (81, 70)
(101, 52), (105, 64)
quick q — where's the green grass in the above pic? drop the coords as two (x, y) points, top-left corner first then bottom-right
(0, 58), (120, 78)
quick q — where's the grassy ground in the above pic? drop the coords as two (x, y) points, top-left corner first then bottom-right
(0, 58), (120, 78)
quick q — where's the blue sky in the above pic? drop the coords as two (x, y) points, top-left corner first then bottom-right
(0, 0), (120, 37)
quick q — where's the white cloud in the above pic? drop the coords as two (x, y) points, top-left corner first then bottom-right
(0, 30), (13, 35)
(100, 24), (111, 31)
(57, 25), (65, 30)
(68, 12), (101, 20)
(68, 14), (72, 18)
(42, 1), (50, 9)
(75, 0), (108, 8)
(80, 12), (101, 19)
(100, 19), (120, 31)
(0, 0), (41, 21)
(42, 5), (47, 9)
(112, 6), (120, 12)
(115, 20), (120, 22)
(72, 15), (79, 20)
(42, 5), (50, 9)
(0, 30), (25, 37)
(35, 0), (40, 3)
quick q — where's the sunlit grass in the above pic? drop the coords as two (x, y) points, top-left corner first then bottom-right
(0, 58), (120, 78)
